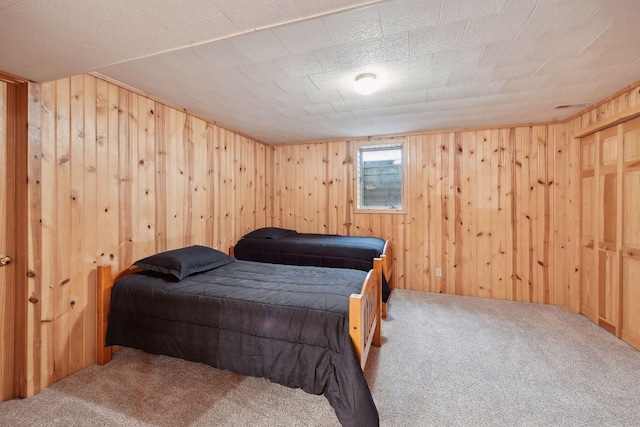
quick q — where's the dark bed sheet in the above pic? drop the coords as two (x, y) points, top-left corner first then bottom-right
(233, 233), (391, 302)
(105, 260), (378, 427)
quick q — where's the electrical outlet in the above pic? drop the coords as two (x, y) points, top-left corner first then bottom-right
(435, 268), (442, 277)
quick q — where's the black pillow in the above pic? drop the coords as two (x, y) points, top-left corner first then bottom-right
(242, 227), (297, 239)
(134, 245), (234, 280)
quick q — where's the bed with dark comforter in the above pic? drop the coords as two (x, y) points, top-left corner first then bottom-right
(104, 247), (379, 427)
(233, 227), (392, 302)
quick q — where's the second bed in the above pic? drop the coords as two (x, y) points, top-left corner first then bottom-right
(231, 227), (394, 316)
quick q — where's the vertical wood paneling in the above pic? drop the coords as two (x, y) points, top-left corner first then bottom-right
(522, 127), (533, 302)
(268, 123), (572, 306)
(479, 130), (491, 299)
(125, 93), (139, 265)
(24, 74), (266, 396)
(514, 127), (524, 300)
(270, 125), (568, 304)
(533, 126), (544, 303)
(191, 117), (208, 246)
(453, 133), (463, 295)
(39, 80), (56, 388)
(503, 129), (514, 301)
(218, 127), (234, 251)
(142, 99), (157, 254)
(183, 115), (194, 246)
(326, 141), (349, 235)
(107, 84), (120, 267)
(68, 75), (84, 376)
(154, 104), (167, 253)
(462, 132), (476, 297)
(44, 76), (72, 387)
(53, 78), (71, 383)
(434, 134), (445, 294)
(529, 126), (539, 302)
(82, 75), (97, 368)
(166, 106), (186, 249)
(95, 78), (110, 266)
(427, 134), (437, 292)
(119, 88), (133, 267)
(255, 142), (267, 231)
(237, 136), (252, 237)
(489, 129), (501, 299)
(230, 132), (240, 240)
(552, 124), (566, 307)
(206, 123), (218, 247)
(409, 135), (424, 291)
(26, 83), (43, 397)
(441, 134), (453, 294)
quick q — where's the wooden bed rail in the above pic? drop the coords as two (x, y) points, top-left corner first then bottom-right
(97, 261), (382, 370)
(380, 240), (394, 319)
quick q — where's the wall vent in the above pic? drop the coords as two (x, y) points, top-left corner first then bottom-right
(553, 102), (593, 109)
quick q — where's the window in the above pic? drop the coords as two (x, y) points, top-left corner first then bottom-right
(356, 143), (405, 211)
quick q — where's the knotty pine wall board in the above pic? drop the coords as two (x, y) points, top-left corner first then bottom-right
(24, 74), (267, 396)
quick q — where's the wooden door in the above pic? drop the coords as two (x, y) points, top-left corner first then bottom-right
(596, 126), (620, 333)
(620, 117), (640, 349)
(0, 80), (16, 401)
(581, 124), (623, 335)
(580, 134), (597, 322)
(0, 74), (27, 402)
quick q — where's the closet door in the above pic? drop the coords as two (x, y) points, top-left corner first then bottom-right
(581, 125), (623, 336)
(621, 117), (640, 349)
(596, 126), (619, 333)
(581, 134), (597, 322)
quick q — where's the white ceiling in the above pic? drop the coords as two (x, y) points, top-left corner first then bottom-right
(2, 0), (640, 144)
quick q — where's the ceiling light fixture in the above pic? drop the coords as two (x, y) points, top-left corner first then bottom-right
(354, 72), (377, 95)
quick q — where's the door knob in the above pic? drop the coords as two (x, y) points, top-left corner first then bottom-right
(0, 254), (11, 266)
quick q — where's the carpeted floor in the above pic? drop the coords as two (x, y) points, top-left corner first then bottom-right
(2, 290), (640, 426)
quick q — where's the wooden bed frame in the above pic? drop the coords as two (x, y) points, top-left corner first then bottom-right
(380, 240), (394, 318)
(230, 239), (395, 318)
(96, 258), (383, 370)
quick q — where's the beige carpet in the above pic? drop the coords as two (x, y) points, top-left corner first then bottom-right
(2, 290), (640, 426)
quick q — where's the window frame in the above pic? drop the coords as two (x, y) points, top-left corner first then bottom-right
(354, 140), (408, 214)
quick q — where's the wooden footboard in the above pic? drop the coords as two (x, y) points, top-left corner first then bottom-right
(96, 262), (382, 369)
(349, 258), (383, 369)
(97, 265), (142, 365)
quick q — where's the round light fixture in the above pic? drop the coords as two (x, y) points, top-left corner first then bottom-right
(354, 72), (377, 95)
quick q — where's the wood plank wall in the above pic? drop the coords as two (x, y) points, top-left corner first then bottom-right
(268, 126), (575, 308)
(23, 74), (266, 396)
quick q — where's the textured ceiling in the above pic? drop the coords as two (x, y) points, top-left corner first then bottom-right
(2, 0), (640, 144)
